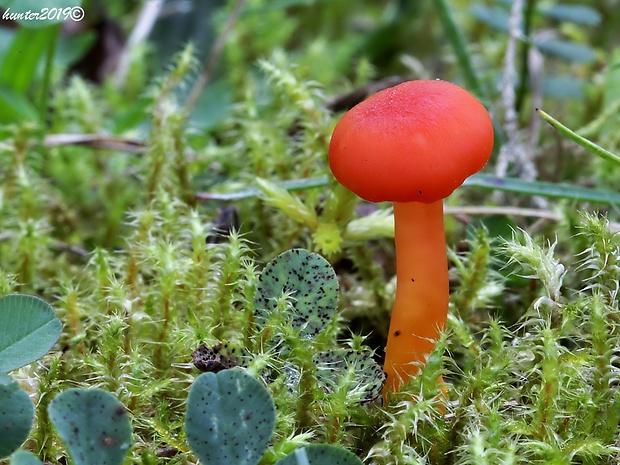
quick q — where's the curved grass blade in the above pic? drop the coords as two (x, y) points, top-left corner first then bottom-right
(537, 108), (620, 167)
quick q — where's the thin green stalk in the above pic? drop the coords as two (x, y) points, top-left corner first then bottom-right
(432, 0), (507, 148)
(432, 0), (486, 101)
(516, 0), (537, 114)
(39, 23), (61, 120)
(537, 108), (620, 167)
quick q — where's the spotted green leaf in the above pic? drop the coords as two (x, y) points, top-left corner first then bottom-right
(254, 249), (339, 339)
(185, 370), (276, 465)
(314, 349), (385, 404)
(0, 375), (35, 459)
(48, 388), (132, 465)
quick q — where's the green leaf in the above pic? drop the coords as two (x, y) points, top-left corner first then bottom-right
(274, 444), (363, 465)
(48, 388), (132, 465)
(254, 249), (339, 339)
(185, 370), (276, 465)
(0, 27), (14, 57)
(0, 375), (35, 459)
(110, 95), (153, 133)
(470, 5), (510, 32)
(55, 30), (95, 68)
(534, 39), (595, 63)
(188, 80), (234, 131)
(541, 75), (584, 99)
(0, 0), (83, 28)
(540, 4), (601, 26)
(0, 26), (55, 93)
(10, 450), (43, 465)
(0, 294), (62, 374)
(0, 84), (39, 124)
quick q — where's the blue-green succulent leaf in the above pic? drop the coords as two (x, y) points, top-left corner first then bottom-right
(185, 370), (275, 465)
(540, 4), (601, 26)
(0, 375), (35, 459)
(48, 388), (132, 465)
(0, 294), (61, 373)
(10, 449), (44, 465)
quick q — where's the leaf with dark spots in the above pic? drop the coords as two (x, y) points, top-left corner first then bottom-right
(254, 249), (339, 340)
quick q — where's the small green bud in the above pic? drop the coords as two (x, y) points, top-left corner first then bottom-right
(312, 221), (342, 255)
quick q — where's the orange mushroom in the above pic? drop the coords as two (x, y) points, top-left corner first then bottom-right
(328, 80), (494, 393)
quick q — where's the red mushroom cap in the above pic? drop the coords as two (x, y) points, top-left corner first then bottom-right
(328, 80), (494, 203)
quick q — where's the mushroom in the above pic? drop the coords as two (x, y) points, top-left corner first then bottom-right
(328, 80), (494, 393)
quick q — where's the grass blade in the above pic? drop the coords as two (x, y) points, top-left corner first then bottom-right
(197, 174), (620, 205)
(465, 173), (620, 204)
(537, 108), (620, 167)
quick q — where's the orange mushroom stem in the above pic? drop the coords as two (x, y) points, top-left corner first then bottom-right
(384, 201), (448, 392)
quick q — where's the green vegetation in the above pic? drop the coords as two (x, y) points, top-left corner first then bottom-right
(1, 0), (620, 463)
